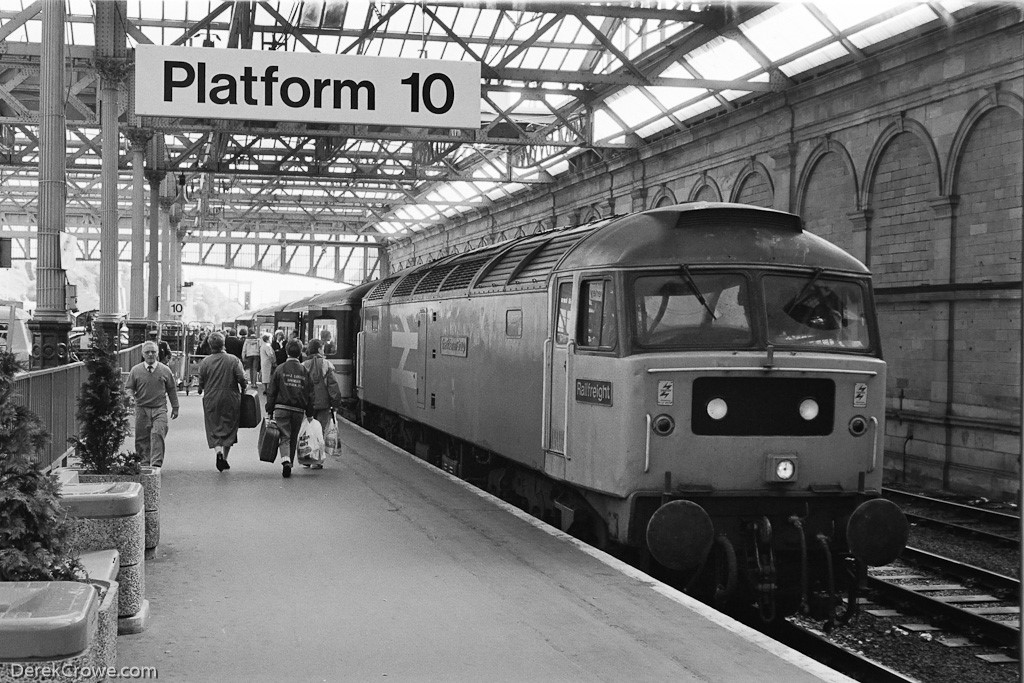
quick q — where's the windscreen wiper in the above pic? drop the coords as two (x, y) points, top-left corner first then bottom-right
(679, 265), (717, 320)
(784, 267), (824, 315)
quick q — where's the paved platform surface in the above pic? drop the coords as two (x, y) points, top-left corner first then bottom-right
(116, 390), (851, 682)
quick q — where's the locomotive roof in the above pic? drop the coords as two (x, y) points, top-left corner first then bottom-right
(558, 203), (869, 274)
(368, 203), (868, 304)
(306, 280), (379, 310)
(281, 293), (319, 313)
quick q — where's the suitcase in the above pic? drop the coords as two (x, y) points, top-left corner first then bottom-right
(239, 390), (260, 429)
(258, 417), (280, 462)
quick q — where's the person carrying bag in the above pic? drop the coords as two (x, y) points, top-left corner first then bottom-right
(296, 417), (325, 467)
(302, 338), (344, 440)
(265, 339), (313, 478)
(323, 412), (342, 458)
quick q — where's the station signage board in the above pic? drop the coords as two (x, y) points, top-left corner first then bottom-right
(135, 45), (481, 129)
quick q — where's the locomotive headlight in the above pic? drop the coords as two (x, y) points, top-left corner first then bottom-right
(775, 459), (796, 481)
(766, 455), (798, 483)
(798, 398), (819, 421)
(706, 398), (728, 420)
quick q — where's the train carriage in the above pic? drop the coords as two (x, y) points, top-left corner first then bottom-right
(304, 281), (378, 410)
(351, 202), (908, 622)
(275, 294), (317, 341)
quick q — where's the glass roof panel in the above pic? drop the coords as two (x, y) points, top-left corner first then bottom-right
(635, 118), (675, 140)
(605, 87), (666, 128)
(684, 35), (761, 80)
(779, 42), (849, 78)
(739, 4), (831, 62)
(592, 109), (624, 143)
(644, 85), (711, 112)
(849, 5), (938, 49)
(817, 0), (907, 32)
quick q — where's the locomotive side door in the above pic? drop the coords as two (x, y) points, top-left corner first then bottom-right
(416, 307), (428, 409)
(546, 279), (574, 464)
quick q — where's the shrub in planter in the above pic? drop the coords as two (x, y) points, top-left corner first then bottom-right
(68, 345), (161, 553)
(68, 345), (137, 475)
(0, 351), (83, 581)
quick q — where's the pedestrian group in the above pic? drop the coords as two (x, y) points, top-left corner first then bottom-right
(127, 325), (344, 477)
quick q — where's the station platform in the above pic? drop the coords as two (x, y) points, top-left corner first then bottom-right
(115, 389), (851, 682)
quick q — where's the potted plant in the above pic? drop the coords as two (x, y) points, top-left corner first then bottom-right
(0, 351), (83, 581)
(67, 345), (161, 556)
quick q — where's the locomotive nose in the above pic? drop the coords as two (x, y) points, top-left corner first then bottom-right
(846, 498), (909, 566)
(645, 500), (715, 571)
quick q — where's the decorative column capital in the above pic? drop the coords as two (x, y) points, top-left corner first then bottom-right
(93, 56), (134, 85)
(845, 208), (873, 231)
(144, 168), (166, 185)
(124, 127), (153, 150)
(927, 195), (959, 220)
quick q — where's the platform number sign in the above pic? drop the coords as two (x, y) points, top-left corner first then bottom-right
(853, 383), (868, 408)
(657, 380), (674, 406)
(169, 301), (184, 317)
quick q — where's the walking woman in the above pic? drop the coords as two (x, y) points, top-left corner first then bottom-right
(259, 332), (275, 394)
(197, 331), (248, 472)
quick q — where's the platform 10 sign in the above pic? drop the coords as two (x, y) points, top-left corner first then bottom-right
(135, 45), (481, 129)
(168, 302), (184, 316)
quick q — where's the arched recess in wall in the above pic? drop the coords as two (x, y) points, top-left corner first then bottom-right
(729, 160), (774, 208)
(947, 91), (1023, 419)
(688, 175), (722, 202)
(947, 90), (1023, 284)
(864, 117), (942, 409)
(864, 118), (943, 287)
(795, 139), (859, 256)
(580, 205), (602, 223)
(649, 186), (676, 208)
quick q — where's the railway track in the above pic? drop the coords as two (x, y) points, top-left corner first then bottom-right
(883, 487), (1019, 545)
(867, 561), (1019, 647)
(773, 490), (1022, 680)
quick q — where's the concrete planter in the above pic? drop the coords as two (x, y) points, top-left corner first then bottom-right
(59, 482), (147, 634)
(76, 466), (160, 557)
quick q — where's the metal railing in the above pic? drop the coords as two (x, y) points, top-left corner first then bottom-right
(11, 345), (142, 469)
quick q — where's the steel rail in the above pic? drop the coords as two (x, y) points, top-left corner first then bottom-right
(901, 546), (1020, 596)
(866, 576), (1019, 647)
(763, 620), (920, 683)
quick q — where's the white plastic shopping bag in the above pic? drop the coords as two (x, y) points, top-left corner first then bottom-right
(296, 417), (325, 465)
(324, 415), (342, 458)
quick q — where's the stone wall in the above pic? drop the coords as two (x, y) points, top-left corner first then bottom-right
(388, 7), (1024, 499)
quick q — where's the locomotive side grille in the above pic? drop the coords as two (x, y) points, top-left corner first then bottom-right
(474, 238), (544, 288)
(691, 377), (835, 436)
(508, 228), (598, 285)
(414, 263), (459, 294)
(391, 271), (430, 298)
(365, 276), (400, 301)
(440, 257), (491, 291)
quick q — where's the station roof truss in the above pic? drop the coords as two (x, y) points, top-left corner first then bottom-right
(0, 0), (981, 278)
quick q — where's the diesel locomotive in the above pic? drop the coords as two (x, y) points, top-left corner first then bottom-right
(333, 202), (907, 622)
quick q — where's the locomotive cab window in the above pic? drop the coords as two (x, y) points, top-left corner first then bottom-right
(633, 271), (752, 348)
(764, 274), (873, 351)
(555, 281), (573, 345)
(577, 278), (617, 350)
